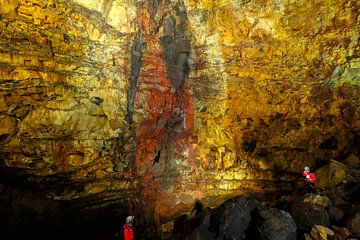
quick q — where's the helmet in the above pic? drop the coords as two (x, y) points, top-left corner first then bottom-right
(126, 216), (134, 223)
(304, 166), (310, 172)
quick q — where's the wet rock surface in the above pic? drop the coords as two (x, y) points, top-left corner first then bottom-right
(0, 0), (359, 239)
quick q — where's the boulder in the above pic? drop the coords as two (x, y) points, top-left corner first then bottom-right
(310, 225), (334, 240)
(328, 205), (344, 223)
(255, 208), (297, 240)
(210, 196), (259, 240)
(304, 233), (313, 240)
(332, 185), (350, 206)
(291, 201), (330, 231)
(303, 194), (331, 208)
(189, 214), (216, 240)
(332, 226), (352, 240)
(349, 212), (360, 234)
(315, 160), (348, 189)
(344, 154), (360, 169)
(172, 214), (188, 240)
(332, 181), (360, 204)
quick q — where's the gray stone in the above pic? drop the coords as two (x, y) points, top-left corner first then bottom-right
(210, 196), (259, 240)
(256, 208), (297, 240)
(291, 201), (330, 231)
(332, 226), (352, 240)
(189, 214), (216, 240)
(328, 205), (344, 223)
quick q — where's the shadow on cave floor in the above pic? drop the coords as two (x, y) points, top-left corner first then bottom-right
(0, 216), (122, 240)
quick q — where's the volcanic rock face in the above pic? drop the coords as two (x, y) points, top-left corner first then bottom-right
(0, 0), (359, 237)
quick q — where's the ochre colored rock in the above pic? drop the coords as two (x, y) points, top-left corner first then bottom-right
(345, 154), (360, 168)
(315, 160), (349, 189)
(303, 194), (331, 208)
(310, 225), (334, 240)
(332, 226), (352, 240)
(0, 0), (359, 233)
(349, 213), (360, 234)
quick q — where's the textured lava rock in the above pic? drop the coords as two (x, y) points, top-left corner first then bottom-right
(0, 0), (359, 236)
(291, 201), (330, 231)
(310, 225), (334, 240)
(189, 214), (216, 240)
(210, 196), (259, 240)
(256, 208), (297, 240)
(315, 160), (349, 189)
(328, 205), (344, 223)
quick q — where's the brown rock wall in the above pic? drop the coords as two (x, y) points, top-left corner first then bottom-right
(0, 0), (359, 234)
(0, 0), (132, 199)
(186, 0), (359, 174)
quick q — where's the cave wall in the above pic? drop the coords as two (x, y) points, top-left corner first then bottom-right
(187, 0), (359, 173)
(0, 0), (359, 233)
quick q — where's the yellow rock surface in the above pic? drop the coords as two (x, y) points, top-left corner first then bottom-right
(0, 0), (359, 230)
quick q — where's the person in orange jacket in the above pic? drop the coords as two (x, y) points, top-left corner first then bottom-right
(123, 216), (135, 240)
(303, 166), (316, 193)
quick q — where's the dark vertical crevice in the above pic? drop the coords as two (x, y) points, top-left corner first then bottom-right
(160, 0), (192, 177)
(126, 30), (145, 178)
(157, 1), (193, 189)
(161, 2), (191, 95)
(126, 30), (145, 125)
(124, 28), (146, 233)
(123, 27), (145, 202)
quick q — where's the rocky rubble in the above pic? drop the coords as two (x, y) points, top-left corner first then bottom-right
(158, 156), (360, 240)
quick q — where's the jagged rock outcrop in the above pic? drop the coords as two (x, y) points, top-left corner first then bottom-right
(0, 0), (359, 238)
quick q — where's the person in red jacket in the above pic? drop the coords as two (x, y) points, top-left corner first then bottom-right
(303, 166), (316, 193)
(123, 216), (135, 240)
